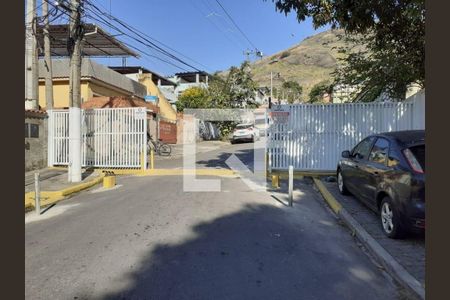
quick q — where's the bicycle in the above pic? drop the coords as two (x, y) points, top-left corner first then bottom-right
(147, 134), (172, 156)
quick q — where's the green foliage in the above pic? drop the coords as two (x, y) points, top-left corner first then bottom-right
(279, 51), (291, 59)
(209, 61), (258, 109)
(178, 62), (258, 138)
(282, 80), (303, 103)
(269, 0), (425, 101)
(308, 81), (333, 103)
(176, 87), (210, 112)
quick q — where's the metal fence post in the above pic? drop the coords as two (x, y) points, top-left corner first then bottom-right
(288, 165), (293, 207)
(34, 173), (41, 215)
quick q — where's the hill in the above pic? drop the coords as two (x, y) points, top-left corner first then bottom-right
(220, 29), (355, 99)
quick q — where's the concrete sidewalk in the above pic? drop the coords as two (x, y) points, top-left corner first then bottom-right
(25, 168), (100, 193)
(24, 168), (104, 210)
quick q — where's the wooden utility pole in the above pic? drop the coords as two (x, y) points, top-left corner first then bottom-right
(25, 0), (38, 109)
(69, 0), (83, 108)
(43, 0), (54, 109)
(68, 0), (83, 182)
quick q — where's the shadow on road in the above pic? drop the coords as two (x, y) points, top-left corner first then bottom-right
(96, 202), (401, 300)
(196, 147), (256, 172)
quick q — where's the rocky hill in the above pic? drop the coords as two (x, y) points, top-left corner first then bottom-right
(244, 29), (353, 98)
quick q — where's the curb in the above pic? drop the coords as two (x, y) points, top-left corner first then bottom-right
(25, 172), (105, 210)
(135, 169), (237, 177)
(51, 167), (237, 177)
(313, 178), (425, 300)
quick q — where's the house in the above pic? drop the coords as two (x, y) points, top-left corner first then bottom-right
(167, 71), (209, 100)
(108, 66), (178, 122)
(38, 58), (147, 109)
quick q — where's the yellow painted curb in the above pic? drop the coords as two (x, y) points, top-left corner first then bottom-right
(270, 170), (334, 178)
(136, 169), (237, 177)
(313, 178), (342, 214)
(25, 172), (105, 209)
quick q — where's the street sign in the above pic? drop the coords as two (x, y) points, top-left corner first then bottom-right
(145, 95), (158, 102)
(134, 107), (147, 120)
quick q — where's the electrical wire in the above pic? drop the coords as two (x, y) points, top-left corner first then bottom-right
(84, 0), (209, 72)
(87, 0), (211, 72)
(214, 0), (258, 50)
(40, 0), (201, 72)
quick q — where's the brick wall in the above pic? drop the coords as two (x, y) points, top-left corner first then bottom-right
(25, 111), (48, 171)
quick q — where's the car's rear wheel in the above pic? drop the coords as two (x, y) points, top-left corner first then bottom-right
(380, 196), (406, 239)
(337, 169), (350, 195)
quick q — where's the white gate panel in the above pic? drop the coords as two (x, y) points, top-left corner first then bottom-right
(269, 95), (425, 172)
(48, 107), (147, 168)
(50, 110), (70, 165)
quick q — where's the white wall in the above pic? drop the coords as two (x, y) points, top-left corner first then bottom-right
(268, 91), (425, 171)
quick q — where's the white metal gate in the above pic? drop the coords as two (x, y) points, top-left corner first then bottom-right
(268, 92), (425, 172)
(48, 107), (147, 168)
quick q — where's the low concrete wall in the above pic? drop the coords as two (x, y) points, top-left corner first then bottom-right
(25, 111), (48, 171)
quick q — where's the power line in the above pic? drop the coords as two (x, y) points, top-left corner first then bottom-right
(85, 0), (210, 72)
(92, 0), (212, 72)
(41, 0), (211, 73)
(84, 8), (197, 71)
(201, 0), (250, 49)
(191, 0), (248, 51)
(214, 0), (258, 50)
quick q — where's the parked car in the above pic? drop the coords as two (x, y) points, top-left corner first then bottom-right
(336, 130), (425, 239)
(254, 117), (268, 137)
(231, 123), (260, 143)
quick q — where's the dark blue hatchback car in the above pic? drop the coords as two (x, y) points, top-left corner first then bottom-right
(337, 130), (425, 239)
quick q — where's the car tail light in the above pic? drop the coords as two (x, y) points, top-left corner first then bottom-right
(403, 148), (424, 174)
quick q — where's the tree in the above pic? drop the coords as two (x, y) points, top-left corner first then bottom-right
(209, 61), (258, 108)
(269, 0), (425, 101)
(309, 81), (333, 103)
(282, 80), (303, 103)
(176, 87), (210, 112)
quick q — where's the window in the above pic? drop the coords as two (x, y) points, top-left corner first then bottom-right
(369, 138), (389, 165)
(25, 123), (29, 138)
(408, 145), (425, 171)
(236, 124), (253, 129)
(352, 136), (376, 160)
(25, 123), (40, 138)
(387, 149), (401, 167)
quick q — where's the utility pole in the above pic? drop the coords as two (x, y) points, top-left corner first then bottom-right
(69, 0), (83, 108)
(25, 0), (38, 110)
(268, 72), (274, 108)
(43, 0), (54, 109)
(68, 0), (83, 182)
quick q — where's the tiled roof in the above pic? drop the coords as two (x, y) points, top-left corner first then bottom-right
(81, 96), (160, 114)
(25, 109), (47, 118)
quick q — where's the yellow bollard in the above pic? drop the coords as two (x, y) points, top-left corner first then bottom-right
(150, 149), (154, 170)
(271, 175), (280, 188)
(141, 152), (145, 171)
(103, 174), (116, 188)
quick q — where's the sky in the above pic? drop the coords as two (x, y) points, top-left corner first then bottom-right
(82, 0), (329, 76)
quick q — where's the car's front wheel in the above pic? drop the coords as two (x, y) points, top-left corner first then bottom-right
(380, 196), (406, 239)
(337, 169), (350, 195)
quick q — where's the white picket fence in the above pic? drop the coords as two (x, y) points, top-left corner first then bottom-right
(268, 91), (425, 172)
(48, 107), (147, 168)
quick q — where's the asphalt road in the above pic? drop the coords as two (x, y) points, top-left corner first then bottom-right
(25, 142), (408, 300)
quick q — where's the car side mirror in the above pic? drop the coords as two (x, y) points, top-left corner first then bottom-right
(341, 150), (351, 158)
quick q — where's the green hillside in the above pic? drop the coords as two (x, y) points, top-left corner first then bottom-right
(222, 29), (356, 100)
